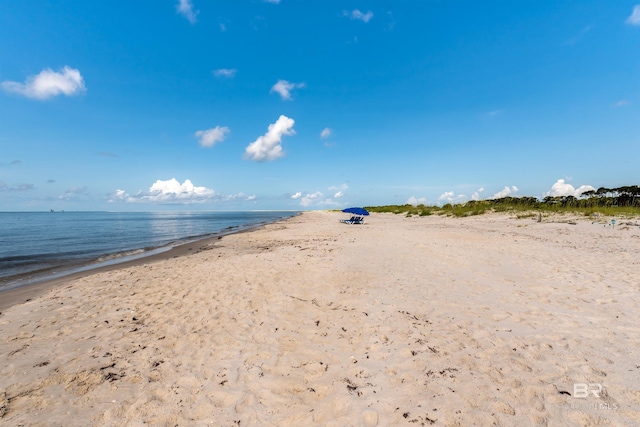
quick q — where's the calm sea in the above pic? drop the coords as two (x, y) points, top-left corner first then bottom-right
(0, 211), (298, 291)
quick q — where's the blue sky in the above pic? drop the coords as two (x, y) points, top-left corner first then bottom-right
(1, 1), (639, 211)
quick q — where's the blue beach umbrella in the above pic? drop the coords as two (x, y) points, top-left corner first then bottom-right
(342, 207), (369, 216)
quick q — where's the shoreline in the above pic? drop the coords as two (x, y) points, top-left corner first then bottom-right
(0, 214), (298, 312)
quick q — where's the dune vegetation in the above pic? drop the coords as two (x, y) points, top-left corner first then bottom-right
(365, 186), (640, 218)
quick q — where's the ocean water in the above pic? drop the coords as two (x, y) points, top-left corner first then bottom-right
(0, 211), (297, 291)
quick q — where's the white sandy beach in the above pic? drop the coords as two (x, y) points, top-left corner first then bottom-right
(1, 211), (639, 426)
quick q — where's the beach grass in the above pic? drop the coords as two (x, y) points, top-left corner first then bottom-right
(364, 195), (640, 218)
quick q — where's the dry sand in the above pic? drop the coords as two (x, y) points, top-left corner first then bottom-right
(1, 211), (639, 426)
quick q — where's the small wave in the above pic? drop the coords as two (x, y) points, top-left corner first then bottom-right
(95, 249), (146, 263)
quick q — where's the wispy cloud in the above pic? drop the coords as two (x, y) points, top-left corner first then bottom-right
(320, 127), (332, 138)
(176, 0), (198, 24)
(270, 79), (305, 100)
(300, 191), (323, 206)
(213, 68), (237, 78)
(471, 187), (485, 201)
(385, 11), (396, 31)
(329, 183), (348, 198)
(0, 160), (22, 167)
(406, 196), (427, 206)
(251, 16), (267, 31)
(1, 66), (86, 100)
(17, 183), (34, 191)
(59, 186), (89, 200)
(438, 191), (467, 204)
(544, 179), (594, 197)
(626, 5), (640, 25)
(343, 9), (374, 23)
(195, 126), (230, 147)
(564, 25), (593, 46)
(290, 188), (344, 207)
(612, 99), (630, 107)
(492, 185), (518, 199)
(302, 191), (341, 207)
(245, 115), (295, 161)
(109, 178), (254, 205)
(264, 0), (280, 3)
(0, 182), (35, 192)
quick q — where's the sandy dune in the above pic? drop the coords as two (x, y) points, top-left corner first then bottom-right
(1, 211), (639, 426)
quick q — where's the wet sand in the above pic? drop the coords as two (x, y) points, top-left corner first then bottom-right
(0, 238), (214, 312)
(1, 211), (639, 426)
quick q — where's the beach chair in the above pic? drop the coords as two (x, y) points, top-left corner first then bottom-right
(351, 216), (365, 225)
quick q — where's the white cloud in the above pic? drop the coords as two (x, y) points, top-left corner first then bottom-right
(299, 192), (341, 207)
(438, 191), (467, 204)
(613, 99), (630, 107)
(195, 126), (230, 147)
(264, 0), (280, 3)
(2, 66), (86, 100)
(270, 79), (305, 100)
(220, 192), (254, 202)
(213, 68), (237, 78)
(301, 191), (323, 206)
(245, 115), (295, 162)
(544, 179), (595, 197)
(320, 127), (332, 138)
(329, 183), (348, 198)
(471, 187), (485, 201)
(291, 184), (349, 202)
(148, 178), (214, 202)
(407, 196), (427, 206)
(110, 178), (218, 204)
(290, 190), (342, 207)
(110, 189), (131, 202)
(492, 186), (518, 198)
(626, 5), (640, 25)
(176, 0), (198, 23)
(344, 9), (373, 23)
